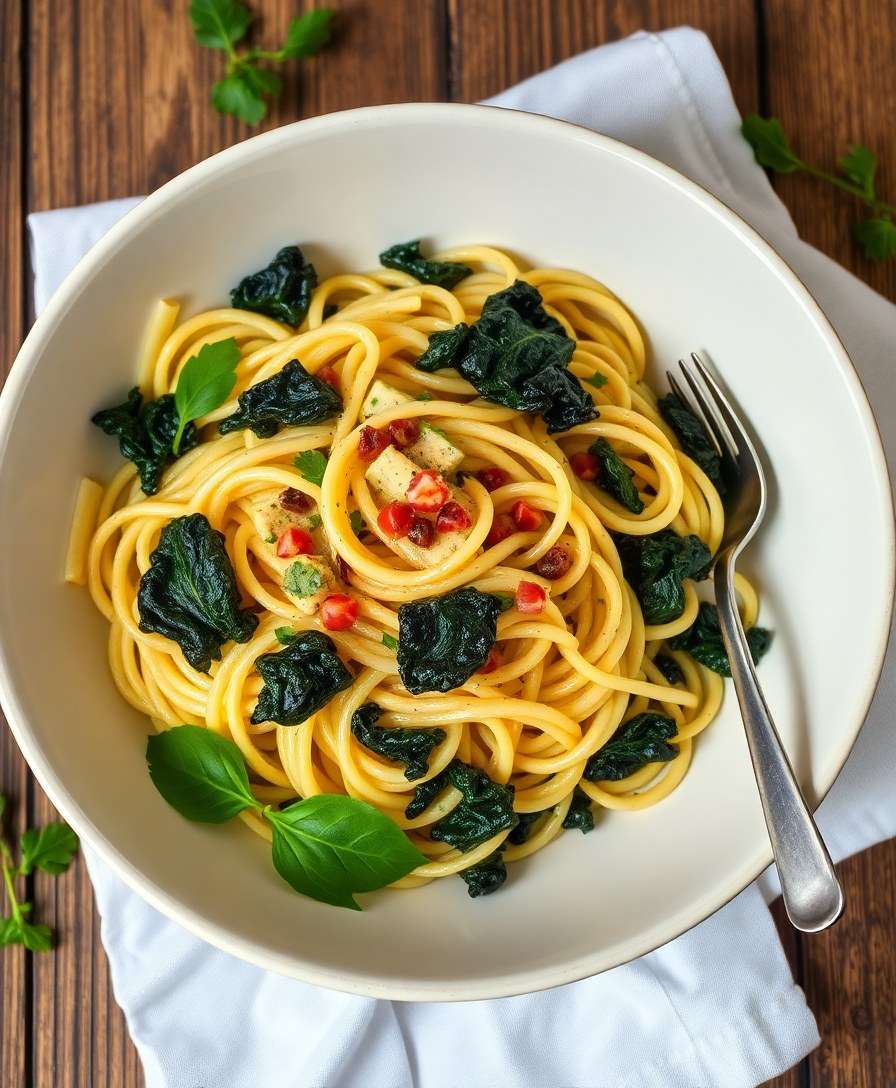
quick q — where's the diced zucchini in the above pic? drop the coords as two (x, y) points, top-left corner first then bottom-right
(361, 379), (411, 419)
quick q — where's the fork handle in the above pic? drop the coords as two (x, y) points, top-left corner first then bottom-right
(714, 555), (844, 932)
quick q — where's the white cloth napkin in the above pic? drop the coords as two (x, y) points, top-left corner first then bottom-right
(27, 26), (896, 1088)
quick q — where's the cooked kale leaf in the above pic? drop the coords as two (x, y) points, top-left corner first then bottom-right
(231, 245), (317, 326)
(430, 762), (518, 852)
(507, 810), (544, 845)
(379, 240), (472, 289)
(219, 360), (342, 438)
(590, 438), (644, 514)
(459, 850), (507, 898)
(251, 630), (353, 726)
(414, 281), (596, 433)
(562, 787), (595, 833)
(350, 702), (446, 781)
(137, 513), (258, 672)
(397, 586), (501, 694)
(583, 712), (678, 782)
(658, 393), (725, 494)
(92, 388), (198, 495)
(668, 602), (773, 677)
(616, 529), (712, 624)
(405, 774), (450, 819)
(654, 653), (685, 684)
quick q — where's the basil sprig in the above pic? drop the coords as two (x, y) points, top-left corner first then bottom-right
(173, 338), (241, 453)
(147, 725), (425, 910)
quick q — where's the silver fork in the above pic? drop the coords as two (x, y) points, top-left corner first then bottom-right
(667, 352), (844, 933)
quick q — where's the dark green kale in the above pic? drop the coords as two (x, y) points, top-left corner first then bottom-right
(668, 602), (773, 677)
(654, 654), (685, 684)
(137, 514), (258, 672)
(590, 438), (644, 513)
(350, 703), (446, 782)
(658, 393), (725, 494)
(583, 713), (678, 782)
(231, 245), (317, 326)
(615, 529), (712, 624)
(92, 388), (198, 495)
(379, 240), (472, 289)
(404, 774), (450, 819)
(251, 631), (353, 726)
(396, 587), (501, 694)
(562, 787), (595, 833)
(218, 360), (342, 438)
(414, 281), (596, 433)
(430, 762), (518, 852)
(507, 810), (544, 845)
(459, 850), (507, 898)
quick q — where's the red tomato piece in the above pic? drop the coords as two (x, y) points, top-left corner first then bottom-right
(476, 467), (508, 492)
(406, 469), (450, 512)
(478, 646), (503, 674)
(317, 365), (340, 391)
(407, 516), (436, 548)
(516, 581), (547, 614)
(388, 418), (421, 448)
(320, 594), (359, 631)
(278, 487), (314, 514)
(485, 513), (516, 547)
(511, 500), (544, 531)
(569, 451), (600, 481)
(436, 501), (472, 534)
(377, 501), (415, 539)
(534, 546), (572, 580)
(276, 527), (314, 558)
(358, 425), (392, 462)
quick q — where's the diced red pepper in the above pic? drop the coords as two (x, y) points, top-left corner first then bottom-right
(388, 418), (421, 449)
(478, 646), (503, 674)
(358, 425), (392, 462)
(436, 501), (472, 534)
(485, 513), (516, 547)
(406, 469), (450, 512)
(476, 467), (508, 492)
(377, 501), (415, 539)
(569, 451), (600, 481)
(407, 516), (436, 548)
(534, 545), (572, 580)
(320, 594), (359, 631)
(317, 365), (340, 391)
(276, 527), (314, 558)
(516, 581), (547, 615)
(511, 500), (544, 531)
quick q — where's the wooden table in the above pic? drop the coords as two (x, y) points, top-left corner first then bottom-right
(1, 2), (894, 1085)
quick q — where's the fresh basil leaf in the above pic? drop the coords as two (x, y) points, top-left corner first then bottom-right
(381, 632), (398, 651)
(283, 561), (324, 598)
(741, 114), (803, 173)
(654, 653), (684, 685)
(416, 282), (594, 433)
(293, 449), (328, 486)
(459, 850), (507, 898)
(137, 514), (259, 673)
(275, 626), (297, 644)
(616, 529), (712, 624)
(561, 787), (595, 833)
(379, 240), (472, 289)
(280, 9), (335, 58)
(251, 631), (353, 726)
(351, 703), (446, 781)
(211, 72), (266, 124)
(590, 438), (644, 514)
(173, 337), (240, 453)
(189, 0), (253, 49)
(430, 762), (518, 852)
(854, 217), (896, 262)
(231, 245), (318, 326)
(668, 602), (773, 676)
(658, 393), (725, 493)
(266, 793), (426, 910)
(146, 725), (258, 823)
(18, 824), (78, 877)
(92, 388), (198, 495)
(219, 360), (341, 438)
(584, 712), (678, 782)
(397, 587), (501, 694)
(839, 144), (877, 200)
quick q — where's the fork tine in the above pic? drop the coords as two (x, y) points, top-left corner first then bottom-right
(666, 366), (723, 458)
(677, 355), (739, 461)
(685, 352), (759, 463)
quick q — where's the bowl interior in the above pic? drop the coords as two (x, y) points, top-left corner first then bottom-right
(0, 105), (891, 1000)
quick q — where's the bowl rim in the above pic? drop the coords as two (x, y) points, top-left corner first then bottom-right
(1, 101), (893, 1001)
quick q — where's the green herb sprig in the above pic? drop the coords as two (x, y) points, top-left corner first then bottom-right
(147, 726), (425, 909)
(190, 1), (334, 125)
(0, 797), (78, 952)
(173, 338), (241, 453)
(742, 114), (896, 261)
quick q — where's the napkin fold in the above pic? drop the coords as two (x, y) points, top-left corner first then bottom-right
(27, 26), (896, 1088)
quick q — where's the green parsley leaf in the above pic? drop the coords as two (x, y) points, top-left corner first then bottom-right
(18, 824), (78, 877)
(741, 114), (803, 173)
(0, 917), (52, 953)
(280, 9), (334, 58)
(189, 0), (253, 50)
(173, 338), (240, 453)
(492, 593), (515, 612)
(275, 626), (297, 644)
(307, 513), (323, 530)
(382, 632), (399, 651)
(854, 218), (896, 262)
(586, 372), (608, 389)
(264, 533), (277, 544)
(839, 145), (877, 200)
(283, 561), (324, 598)
(211, 72), (266, 124)
(293, 450), (328, 487)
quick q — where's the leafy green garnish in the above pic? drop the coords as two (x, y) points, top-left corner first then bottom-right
(654, 653), (684, 685)
(658, 393), (725, 493)
(415, 282), (596, 433)
(741, 114), (896, 262)
(668, 602), (773, 677)
(137, 514), (258, 673)
(616, 529), (711, 624)
(0, 800), (77, 953)
(459, 851), (507, 898)
(350, 703), (446, 782)
(145, 725), (423, 909)
(586, 372), (608, 388)
(584, 713), (678, 782)
(219, 360), (341, 438)
(561, 787), (595, 833)
(172, 338), (241, 453)
(231, 246), (318, 326)
(92, 388), (198, 495)
(492, 593), (515, 612)
(283, 561), (324, 599)
(396, 587), (501, 694)
(294, 449), (328, 486)
(379, 240), (472, 289)
(590, 438), (644, 513)
(430, 762), (518, 852)
(307, 513), (323, 530)
(507, 810), (543, 845)
(381, 632), (399, 651)
(251, 630), (353, 726)
(189, 2), (334, 125)
(349, 510), (366, 537)
(415, 391), (434, 402)
(274, 626), (297, 644)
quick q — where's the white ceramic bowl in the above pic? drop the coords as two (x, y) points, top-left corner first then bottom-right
(1, 104), (892, 1001)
